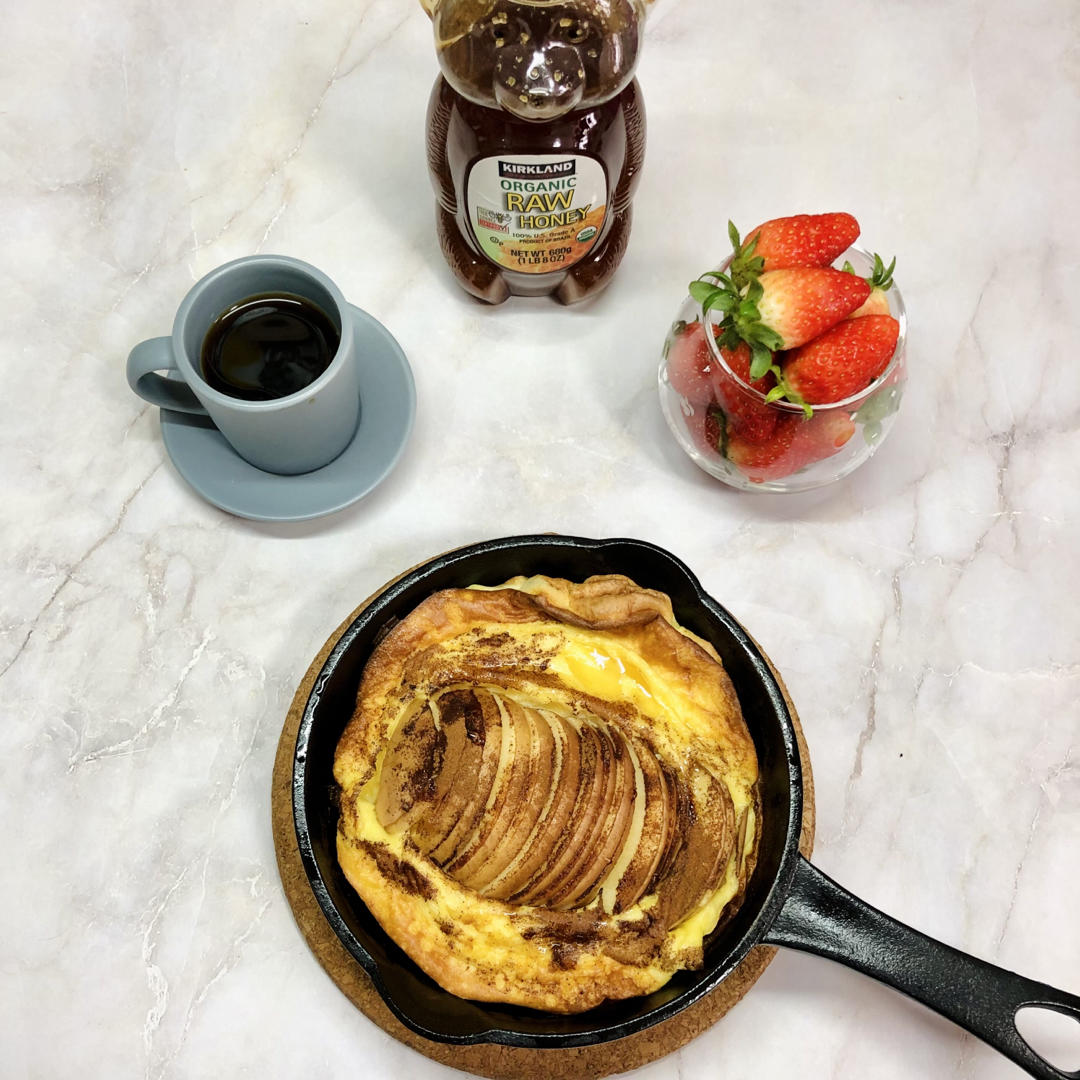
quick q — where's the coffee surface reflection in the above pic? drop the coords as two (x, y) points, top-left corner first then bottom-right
(200, 292), (340, 401)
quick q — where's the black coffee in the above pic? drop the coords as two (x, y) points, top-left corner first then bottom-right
(200, 292), (340, 401)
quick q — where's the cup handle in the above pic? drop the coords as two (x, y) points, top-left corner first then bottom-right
(126, 337), (207, 414)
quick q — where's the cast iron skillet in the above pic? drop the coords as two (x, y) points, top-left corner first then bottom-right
(292, 535), (1080, 1078)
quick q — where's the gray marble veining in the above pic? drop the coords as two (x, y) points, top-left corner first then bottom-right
(1, 0), (1078, 1077)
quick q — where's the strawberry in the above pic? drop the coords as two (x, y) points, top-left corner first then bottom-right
(710, 341), (779, 444)
(726, 415), (799, 483)
(790, 410), (856, 466)
(845, 254), (896, 319)
(739, 213), (860, 272)
(715, 339), (772, 392)
(849, 291), (891, 318)
(689, 220), (893, 415)
(726, 409), (855, 482)
(665, 320), (715, 405)
(666, 325), (777, 443)
(690, 266), (870, 413)
(782, 314), (900, 404)
(684, 402), (725, 458)
(753, 269), (871, 349)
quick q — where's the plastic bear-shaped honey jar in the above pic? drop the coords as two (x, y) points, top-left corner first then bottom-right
(422, 0), (648, 304)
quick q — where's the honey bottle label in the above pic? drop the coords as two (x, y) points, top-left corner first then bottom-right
(466, 154), (608, 274)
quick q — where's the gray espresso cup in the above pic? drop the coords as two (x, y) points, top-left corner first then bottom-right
(127, 255), (360, 475)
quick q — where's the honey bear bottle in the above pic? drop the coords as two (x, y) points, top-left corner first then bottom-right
(422, 0), (648, 304)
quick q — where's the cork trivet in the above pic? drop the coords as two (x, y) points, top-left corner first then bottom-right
(272, 581), (815, 1080)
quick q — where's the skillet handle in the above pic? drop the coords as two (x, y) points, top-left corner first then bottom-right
(762, 856), (1080, 1080)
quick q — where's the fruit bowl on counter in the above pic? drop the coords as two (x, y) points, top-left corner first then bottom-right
(659, 215), (907, 493)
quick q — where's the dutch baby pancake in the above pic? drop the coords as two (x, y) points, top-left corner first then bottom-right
(332, 574), (760, 1013)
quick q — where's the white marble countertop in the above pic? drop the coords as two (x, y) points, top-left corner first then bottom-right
(2, 0), (1078, 1077)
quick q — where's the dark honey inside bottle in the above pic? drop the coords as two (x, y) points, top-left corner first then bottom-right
(423, 0), (648, 304)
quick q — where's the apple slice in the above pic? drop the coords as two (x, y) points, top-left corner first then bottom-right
(407, 691), (486, 852)
(419, 689), (503, 865)
(663, 765), (736, 927)
(503, 712), (582, 904)
(694, 766), (736, 894)
(608, 736), (669, 913)
(735, 803), (752, 876)
(399, 693), (471, 829)
(375, 703), (443, 830)
(481, 705), (560, 901)
(515, 719), (606, 907)
(649, 763), (689, 891)
(546, 722), (621, 910)
(453, 698), (537, 890)
(558, 726), (637, 910)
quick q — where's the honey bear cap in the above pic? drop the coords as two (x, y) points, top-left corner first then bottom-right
(423, 0), (652, 43)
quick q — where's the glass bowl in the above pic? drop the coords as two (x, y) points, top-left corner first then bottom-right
(658, 245), (907, 493)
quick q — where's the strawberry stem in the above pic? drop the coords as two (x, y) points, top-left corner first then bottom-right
(727, 219), (765, 292)
(842, 252), (896, 291)
(870, 253), (896, 291)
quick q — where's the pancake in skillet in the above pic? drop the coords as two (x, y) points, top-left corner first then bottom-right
(332, 574), (759, 1013)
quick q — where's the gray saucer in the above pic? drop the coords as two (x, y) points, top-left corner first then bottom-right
(160, 304), (415, 522)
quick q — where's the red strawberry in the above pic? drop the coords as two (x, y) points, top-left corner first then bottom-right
(755, 268), (871, 349)
(789, 410), (856, 468)
(716, 340), (773, 392)
(684, 402), (725, 458)
(849, 290), (891, 318)
(740, 213), (860, 272)
(782, 314), (900, 404)
(665, 321), (714, 405)
(690, 225), (883, 413)
(710, 341), (779, 444)
(726, 409), (855, 482)
(726, 415), (799, 483)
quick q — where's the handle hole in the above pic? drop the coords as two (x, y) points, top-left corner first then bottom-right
(1016, 1005), (1080, 1074)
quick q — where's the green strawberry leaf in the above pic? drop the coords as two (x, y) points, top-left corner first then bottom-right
(738, 298), (760, 321)
(765, 367), (813, 417)
(870, 254), (896, 291)
(689, 250), (808, 414)
(689, 280), (721, 306)
(754, 325), (783, 351)
(841, 253), (897, 291)
(704, 291), (736, 315)
(718, 322), (743, 351)
(728, 220), (741, 252)
(749, 344), (772, 380)
(698, 270), (735, 290)
(764, 384), (787, 403)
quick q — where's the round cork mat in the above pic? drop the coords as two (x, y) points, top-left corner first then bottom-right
(272, 584), (815, 1080)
